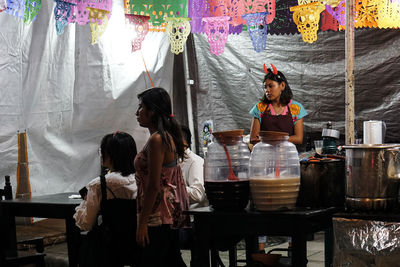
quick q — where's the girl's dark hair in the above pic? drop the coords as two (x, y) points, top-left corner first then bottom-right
(137, 87), (185, 160)
(181, 125), (192, 147)
(100, 132), (137, 176)
(261, 69), (293, 106)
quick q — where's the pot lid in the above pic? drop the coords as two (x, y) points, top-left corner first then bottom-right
(322, 128), (340, 139)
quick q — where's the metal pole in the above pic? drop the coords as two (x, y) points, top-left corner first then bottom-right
(345, 0), (355, 145)
(183, 47), (196, 151)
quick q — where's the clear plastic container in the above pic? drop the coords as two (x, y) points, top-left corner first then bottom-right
(204, 130), (250, 211)
(249, 131), (300, 211)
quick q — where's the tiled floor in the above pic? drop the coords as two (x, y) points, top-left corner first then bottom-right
(15, 218), (326, 266)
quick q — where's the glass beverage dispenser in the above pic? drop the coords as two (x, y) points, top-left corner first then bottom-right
(249, 131), (300, 211)
(204, 130), (250, 211)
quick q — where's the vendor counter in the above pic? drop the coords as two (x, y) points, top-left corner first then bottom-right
(187, 206), (338, 267)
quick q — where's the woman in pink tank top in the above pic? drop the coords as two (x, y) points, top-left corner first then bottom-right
(134, 87), (190, 267)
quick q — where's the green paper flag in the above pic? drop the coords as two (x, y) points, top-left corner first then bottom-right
(24, 0), (41, 24)
(126, 0), (187, 31)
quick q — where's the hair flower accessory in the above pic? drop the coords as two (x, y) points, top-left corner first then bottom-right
(113, 131), (120, 138)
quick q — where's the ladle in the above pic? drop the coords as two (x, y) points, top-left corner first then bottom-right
(259, 131), (288, 178)
(275, 159), (280, 178)
(222, 144), (239, 181)
(212, 130), (243, 181)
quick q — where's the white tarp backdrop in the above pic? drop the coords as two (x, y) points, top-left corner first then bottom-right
(0, 0), (174, 195)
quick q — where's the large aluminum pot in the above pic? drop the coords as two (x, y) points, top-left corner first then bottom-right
(343, 144), (400, 210)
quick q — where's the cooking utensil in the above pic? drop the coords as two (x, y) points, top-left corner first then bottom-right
(222, 144), (239, 181)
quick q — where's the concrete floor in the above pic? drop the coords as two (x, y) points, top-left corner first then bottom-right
(190, 232), (326, 267)
(16, 218), (325, 266)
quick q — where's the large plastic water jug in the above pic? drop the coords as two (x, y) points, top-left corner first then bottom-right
(204, 130), (250, 211)
(249, 131), (300, 211)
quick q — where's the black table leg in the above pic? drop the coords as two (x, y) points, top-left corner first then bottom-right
(228, 245), (237, 267)
(65, 218), (80, 267)
(291, 232), (308, 267)
(245, 235), (258, 265)
(325, 227), (333, 267)
(210, 248), (219, 267)
(1, 214), (17, 256)
(191, 218), (210, 267)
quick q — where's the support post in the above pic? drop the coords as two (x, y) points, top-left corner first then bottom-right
(183, 47), (196, 151)
(345, 0), (355, 145)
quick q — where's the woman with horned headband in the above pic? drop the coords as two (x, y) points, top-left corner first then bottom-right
(249, 63), (308, 145)
(248, 64), (308, 254)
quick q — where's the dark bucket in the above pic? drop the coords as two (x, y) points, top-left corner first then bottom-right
(297, 159), (345, 208)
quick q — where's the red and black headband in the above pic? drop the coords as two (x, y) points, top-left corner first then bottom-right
(263, 63), (283, 81)
(263, 63), (278, 75)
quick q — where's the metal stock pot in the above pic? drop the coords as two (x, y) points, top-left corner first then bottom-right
(343, 144), (400, 210)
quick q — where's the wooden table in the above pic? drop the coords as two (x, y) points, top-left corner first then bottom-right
(0, 192), (81, 267)
(187, 206), (338, 267)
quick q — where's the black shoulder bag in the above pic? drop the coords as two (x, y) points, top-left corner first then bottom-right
(80, 174), (138, 267)
(79, 174), (114, 267)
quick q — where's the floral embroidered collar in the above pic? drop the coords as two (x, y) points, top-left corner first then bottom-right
(257, 100), (293, 115)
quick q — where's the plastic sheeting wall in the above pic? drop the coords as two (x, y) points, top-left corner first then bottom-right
(193, 29), (400, 149)
(0, 1), (174, 195)
(334, 217), (400, 266)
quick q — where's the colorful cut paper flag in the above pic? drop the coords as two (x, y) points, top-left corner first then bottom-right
(24, 0), (41, 24)
(202, 16), (230, 56)
(320, 9), (339, 31)
(290, 2), (323, 44)
(125, 14), (150, 52)
(126, 0), (187, 32)
(188, 0), (209, 33)
(242, 12), (268, 52)
(354, 0), (378, 28)
(73, 0), (112, 25)
(6, 0), (25, 19)
(165, 17), (191, 55)
(54, 0), (75, 35)
(87, 7), (110, 44)
(0, 0), (7, 12)
(268, 0), (298, 35)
